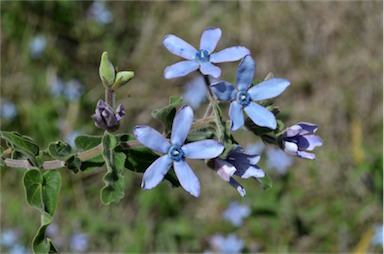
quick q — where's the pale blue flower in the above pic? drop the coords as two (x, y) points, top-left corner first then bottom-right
(222, 201), (251, 227)
(213, 145), (265, 197)
(70, 232), (89, 253)
(0, 229), (18, 247)
(163, 27), (250, 79)
(211, 55), (290, 130)
(0, 100), (17, 120)
(372, 224), (383, 246)
(29, 35), (47, 59)
(279, 122), (323, 160)
(64, 79), (83, 101)
(134, 105), (224, 197)
(183, 76), (208, 109)
(88, 1), (112, 25)
(209, 234), (245, 254)
(266, 147), (293, 174)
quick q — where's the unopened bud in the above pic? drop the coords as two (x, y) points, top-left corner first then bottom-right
(112, 71), (134, 89)
(99, 51), (115, 88)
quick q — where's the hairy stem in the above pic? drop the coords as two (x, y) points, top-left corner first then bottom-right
(105, 88), (115, 108)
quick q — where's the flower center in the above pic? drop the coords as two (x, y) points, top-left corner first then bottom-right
(168, 145), (185, 162)
(236, 91), (251, 107)
(195, 49), (210, 63)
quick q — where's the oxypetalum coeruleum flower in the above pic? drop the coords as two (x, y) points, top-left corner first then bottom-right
(163, 27), (250, 79)
(278, 122), (323, 160)
(212, 145), (265, 197)
(91, 100), (125, 132)
(134, 105), (224, 197)
(211, 55), (290, 131)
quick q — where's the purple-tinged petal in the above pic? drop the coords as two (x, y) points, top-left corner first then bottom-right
(171, 105), (193, 146)
(200, 27), (222, 54)
(174, 160), (200, 197)
(235, 55), (255, 91)
(229, 101), (244, 131)
(91, 114), (108, 130)
(115, 104), (125, 122)
(248, 78), (290, 101)
(297, 151), (316, 160)
(247, 153), (260, 165)
(134, 125), (170, 153)
(297, 122), (318, 134)
(210, 46), (250, 63)
(164, 61), (199, 79)
(214, 158), (236, 182)
(182, 140), (224, 159)
(285, 124), (302, 137)
(163, 34), (197, 60)
(141, 155), (172, 189)
(297, 135), (323, 151)
(200, 62), (221, 78)
(236, 165), (265, 179)
(244, 102), (277, 129)
(210, 81), (236, 101)
(229, 177), (246, 197)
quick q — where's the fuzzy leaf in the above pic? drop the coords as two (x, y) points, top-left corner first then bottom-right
(75, 135), (105, 171)
(48, 141), (75, 161)
(100, 133), (126, 205)
(151, 96), (183, 133)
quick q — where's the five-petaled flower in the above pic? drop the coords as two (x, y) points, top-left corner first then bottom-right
(163, 27), (250, 79)
(211, 55), (290, 131)
(91, 100), (125, 132)
(212, 145), (265, 197)
(278, 122), (323, 160)
(133, 105), (224, 197)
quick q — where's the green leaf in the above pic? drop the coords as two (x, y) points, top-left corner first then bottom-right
(23, 170), (61, 253)
(257, 173), (273, 190)
(48, 141), (75, 161)
(151, 96), (183, 133)
(0, 131), (39, 166)
(100, 133), (126, 205)
(75, 135), (105, 171)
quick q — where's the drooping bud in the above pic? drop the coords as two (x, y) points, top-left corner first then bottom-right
(99, 51), (115, 88)
(91, 100), (125, 132)
(112, 71), (134, 89)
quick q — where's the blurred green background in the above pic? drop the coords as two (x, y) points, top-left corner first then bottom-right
(1, 1), (382, 253)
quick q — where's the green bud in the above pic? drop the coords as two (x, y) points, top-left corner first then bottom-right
(99, 51), (115, 88)
(112, 71), (134, 89)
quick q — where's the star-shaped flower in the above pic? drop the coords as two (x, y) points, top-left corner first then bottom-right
(134, 105), (224, 197)
(163, 27), (250, 79)
(210, 55), (290, 130)
(279, 122), (323, 160)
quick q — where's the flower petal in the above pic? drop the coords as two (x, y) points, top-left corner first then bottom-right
(210, 46), (250, 63)
(297, 151), (316, 160)
(171, 105), (193, 146)
(235, 55), (256, 91)
(214, 158), (236, 182)
(248, 78), (290, 101)
(174, 160), (200, 197)
(229, 101), (245, 131)
(200, 62), (221, 78)
(297, 122), (318, 134)
(229, 177), (246, 197)
(182, 140), (224, 159)
(200, 27), (222, 54)
(297, 135), (323, 151)
(235, 165), (265, 179)
(163, 34), (197, 60)
(141, 155), (172, 190)
(164, 61), (199, 79)
(134, 125), (170, 153)
(244, 102), (277, 129)
(210, 81), (237, 101)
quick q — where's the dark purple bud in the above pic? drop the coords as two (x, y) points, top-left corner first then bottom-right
(91, 100), (125, 132)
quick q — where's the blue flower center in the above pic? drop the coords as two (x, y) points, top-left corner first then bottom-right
(168, 145), (185, 162)
(236, 91), (251, 107)
(195, 49), (210, 63)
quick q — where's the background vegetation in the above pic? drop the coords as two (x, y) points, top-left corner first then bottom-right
(1, 1), (382, 253)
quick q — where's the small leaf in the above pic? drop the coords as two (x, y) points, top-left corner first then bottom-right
(151, 96), (183, 133)
(1, 131), (39, 166)
(48, 141), (75, 161)
(75, 135), (104, 169)
(23, 169), (44, 209)
(100, 133), (126, 205)
(42, 171), (62, 216)
(99, 51), (115, 88)
(257, 173), (272, 190)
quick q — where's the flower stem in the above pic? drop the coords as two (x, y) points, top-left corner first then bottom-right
(105, 88), (115, 108)
(203, 75), (216, 102)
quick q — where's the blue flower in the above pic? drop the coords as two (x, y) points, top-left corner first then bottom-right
(209, 234), (245, 254)
(87, 1), (112, 25)
(222, 201), (251, 227)
(183, 76), (208, 109)
(0, 100), (17, 120)
(211, 55), (290, 130)
(29, 35), (47, 59)
(163, 27), (250, 79)
(134, 105), (224, 197)
(279, 122), (323, 160)
(213, 145), (265, 197)
(69, 232), (89, 253)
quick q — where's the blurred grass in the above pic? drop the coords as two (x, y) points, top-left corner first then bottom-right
(1, 1), (383, 253)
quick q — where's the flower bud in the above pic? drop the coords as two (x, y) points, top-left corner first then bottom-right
(99, 51), (115, 88)
(91, 100), (125, 132)
(112, 71), (134, 89)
